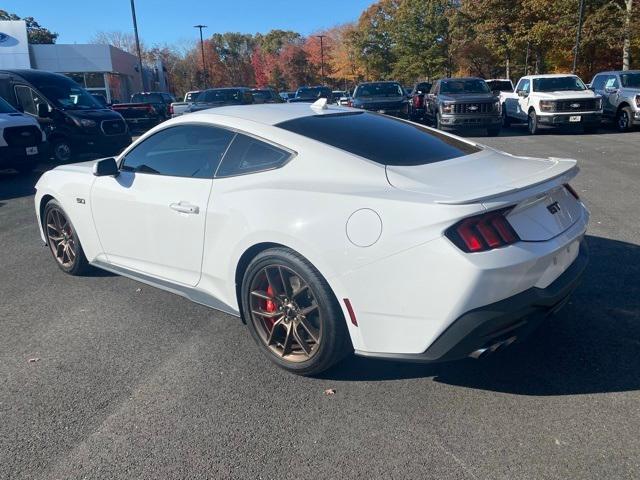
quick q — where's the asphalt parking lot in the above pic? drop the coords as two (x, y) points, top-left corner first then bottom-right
(1, 124), (639, 479)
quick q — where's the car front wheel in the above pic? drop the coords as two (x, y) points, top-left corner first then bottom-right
(242, 248), (351, 376)
(43, 200), (90, 275)
(52, 139), (73, 163)
(616, 106), (633, 132)
(528, 110), (540, 135)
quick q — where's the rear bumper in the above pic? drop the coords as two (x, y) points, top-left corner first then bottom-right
(356, 240), (588, 363)
(440, 114), (502, 129)
(538, 112), (602, 126)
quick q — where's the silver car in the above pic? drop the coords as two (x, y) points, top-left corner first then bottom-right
(590, 70), (640, 132)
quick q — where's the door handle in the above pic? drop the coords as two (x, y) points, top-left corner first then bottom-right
(169, 202), (199, 214)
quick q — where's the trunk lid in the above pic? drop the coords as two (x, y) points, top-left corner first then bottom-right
(386, 148), (582, 241)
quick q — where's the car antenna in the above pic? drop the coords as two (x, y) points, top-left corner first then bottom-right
(311, 98), (328, 111)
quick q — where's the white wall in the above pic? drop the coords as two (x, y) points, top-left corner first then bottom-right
(0, 20), (31, 69)
(30, 44), (114, 72)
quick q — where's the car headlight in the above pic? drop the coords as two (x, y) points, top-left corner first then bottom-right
(74, 117), (97, 128)
(539, 100), (555, 112)
(494, 100), (501, 113)
(596, 97), (603, 110)
(441, 102), (454, 114)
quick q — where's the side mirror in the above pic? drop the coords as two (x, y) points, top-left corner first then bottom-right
(605, 86), (618, 94)
(93, 157), (119, 177)
(517, 90), (529, 98)
(37, 103), (50, 118)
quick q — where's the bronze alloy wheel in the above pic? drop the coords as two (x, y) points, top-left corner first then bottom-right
(45, 206), (77, 269)
(248, 265), (322, 363)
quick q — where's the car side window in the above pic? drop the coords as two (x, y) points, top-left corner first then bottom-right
(605, 76), (619, 89)
(215, 133), (291, 178)
(516, 79), (530, 92)
(14, 85), (47, 116)
(121, 124), (235, 179)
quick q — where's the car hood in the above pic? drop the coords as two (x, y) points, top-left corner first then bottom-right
(0, 111), (41, 129)
(385, 147), (578, 205)
(438, 93), (496, 102)
(533, 90), (599, 100)
(65, 109), (124, 121)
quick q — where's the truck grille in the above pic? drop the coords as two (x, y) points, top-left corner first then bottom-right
(554, 99), (599, 112)
(3, 125), (41, 147)
(101, 119), (128, 136)
(452, 102), (495, 114)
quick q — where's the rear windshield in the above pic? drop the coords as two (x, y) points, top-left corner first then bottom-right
(276, 112), (480, 166)
(533, 76), (586, 92)
(185, 92), (201, 102)
(296, 87), (331, 99)
(132, 93), (163, 103)
(0, 96), (17, 113)
(355, 83), (403, 98)
(486, 80), (513, 92)
(441, 79), (490, 94)
(201, 89), (244, 102)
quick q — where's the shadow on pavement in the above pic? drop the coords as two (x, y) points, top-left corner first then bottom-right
(0, 170), (43, 201)
(323, 235), (640, 396)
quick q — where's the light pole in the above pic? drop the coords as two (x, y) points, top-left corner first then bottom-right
(315, 35), (326, 86)
(130, 0), (146, 91)
(194, 24), (208, 88)
(572, 0), (585, 74)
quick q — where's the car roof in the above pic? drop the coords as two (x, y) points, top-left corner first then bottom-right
(440, 77), (484, 82)
(181, 102), (354, 126)
(486, 78), (512, 82)
(594, 70), (640, 75)
(0, 69), (71, 82)
(521, 74), (579, 79)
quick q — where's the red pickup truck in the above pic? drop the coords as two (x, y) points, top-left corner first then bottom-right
(112, 92), (175, 132)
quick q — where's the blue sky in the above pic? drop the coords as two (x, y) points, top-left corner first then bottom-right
(3, 0), (375, 46)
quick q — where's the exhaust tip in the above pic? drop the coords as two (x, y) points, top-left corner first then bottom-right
(469, 336), (517, 360)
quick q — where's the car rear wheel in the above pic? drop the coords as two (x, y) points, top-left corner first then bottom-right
(242, 248), (351, 376)
(43, 200), (90, 275)
(527, 110), (539, 135)
(616, 106), (633, 132)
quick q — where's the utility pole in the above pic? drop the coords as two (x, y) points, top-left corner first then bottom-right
(194, 25), (208, 88)
(524, 40), (530, 76)
(572, 0), (585, 74)
(315, 35), (326, 86)
(130, 0), (146, 91)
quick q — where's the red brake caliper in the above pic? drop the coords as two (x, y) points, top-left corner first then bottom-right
(264, 285), (277, 328)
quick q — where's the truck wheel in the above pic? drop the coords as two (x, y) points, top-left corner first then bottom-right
(502, 108), (511, 127)
(616, 106), (633, 132)
(527, 110), (540, 135)
(52, 139), (73, 163)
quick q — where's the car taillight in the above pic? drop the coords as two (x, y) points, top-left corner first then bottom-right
(563, 183), (580, 200)
(169, 104), (174, 115)
(347, 99), (352, 107)
(414, 95), (423, 108)
(445, 208), (520, 253)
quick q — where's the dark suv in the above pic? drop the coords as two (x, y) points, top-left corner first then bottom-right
(186, 88), (254, 113)
(350, 81), (407, 117)
(425, 78), (502, 136)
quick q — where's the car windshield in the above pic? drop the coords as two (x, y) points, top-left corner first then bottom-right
(354, 83), (403, 97)
(486, 80), (513, 92)
(185, 92), (201, 102)
(276, 111), (480, 166)
(251, 90), (273, 101)
(296, 87), (330, 99)
(30, 76), (101, 110)
(132, 93), (163, 103)
(533, 76), (586, 92)
(201, 89), (244, 102)
(440, 80), (490, 94)
(620, 73), (640, 88)
(0, 96), (17, 113)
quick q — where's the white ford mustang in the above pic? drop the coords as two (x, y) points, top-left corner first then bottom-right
(34, 101), (589, 375)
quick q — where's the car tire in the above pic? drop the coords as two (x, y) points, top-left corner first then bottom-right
(43, 199), (90, 276)
(527, 110), (539, 135)
(487, 127), (501, 137)
(52, 139), (73, 163)
(502, 108), (511, 127)
(435, 112), (443, 130)
(616, 106), (633, 133)
(241, 247), (351, 376)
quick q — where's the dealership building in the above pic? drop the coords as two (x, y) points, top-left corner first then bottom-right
(0, 20), (168, 103)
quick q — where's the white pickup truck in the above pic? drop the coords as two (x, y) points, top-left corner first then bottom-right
(169, 90), (202, 118)
(0, 95), (46, 173)
(501, 74), (602, 134)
